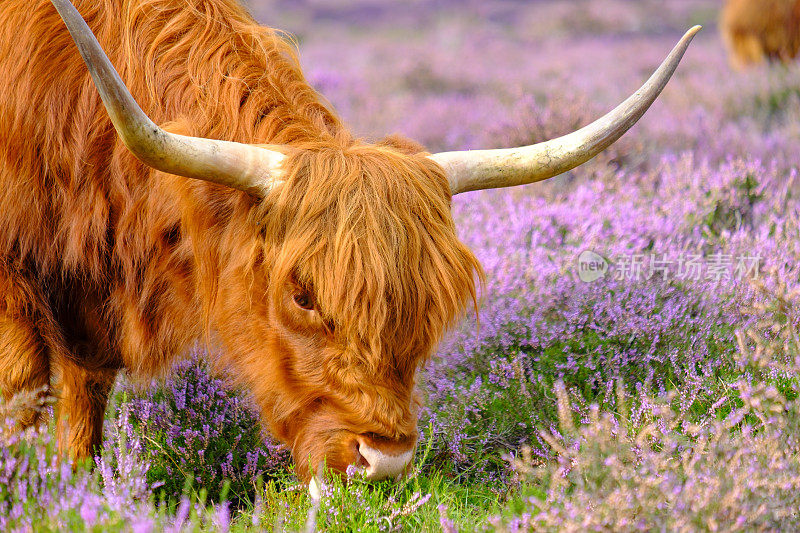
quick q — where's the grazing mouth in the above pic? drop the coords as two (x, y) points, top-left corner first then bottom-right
(353, 436), (415, 480)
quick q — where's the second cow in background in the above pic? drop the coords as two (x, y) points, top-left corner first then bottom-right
(721, 0), (800, 68)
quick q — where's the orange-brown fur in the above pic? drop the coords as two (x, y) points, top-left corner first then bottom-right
(0, 0), (481, 479)
(721, 0), (800, 68)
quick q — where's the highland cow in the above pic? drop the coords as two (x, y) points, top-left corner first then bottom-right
(0, 0), (698, 484)
(721, 0), (800, 68)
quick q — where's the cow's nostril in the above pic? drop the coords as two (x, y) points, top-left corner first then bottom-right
(353, 440), (369, 469)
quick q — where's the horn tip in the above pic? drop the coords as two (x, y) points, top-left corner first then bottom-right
(685, 25), (702, 39)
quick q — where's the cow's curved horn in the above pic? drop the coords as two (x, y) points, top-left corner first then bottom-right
(50, 0), (285, 196)
(429, 26), (701, 195)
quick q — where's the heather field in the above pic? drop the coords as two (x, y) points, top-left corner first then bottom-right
(5, 0), (800, 530)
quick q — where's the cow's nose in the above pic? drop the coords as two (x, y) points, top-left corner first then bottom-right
(353, 434), (415, 480)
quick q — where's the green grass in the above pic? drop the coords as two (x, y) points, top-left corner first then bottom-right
(229, 470), (505, 532)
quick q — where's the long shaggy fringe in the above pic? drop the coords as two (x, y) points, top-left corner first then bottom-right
(264, 138), (480, 377)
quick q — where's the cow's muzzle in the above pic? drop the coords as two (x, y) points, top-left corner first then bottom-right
(307, 432), (416, 499)
(352, 434), (415, 481)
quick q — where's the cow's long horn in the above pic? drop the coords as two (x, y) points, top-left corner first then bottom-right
(429, 26), (701, 195)
(50, 0), (285, 196)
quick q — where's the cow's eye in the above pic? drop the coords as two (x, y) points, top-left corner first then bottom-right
(293, 291), (314, 310)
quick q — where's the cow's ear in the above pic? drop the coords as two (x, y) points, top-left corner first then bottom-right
(377, 134), (427, 156)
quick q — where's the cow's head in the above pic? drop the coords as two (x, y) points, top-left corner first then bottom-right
(245, 137), (481, 481)
(50, 0), (699, 483)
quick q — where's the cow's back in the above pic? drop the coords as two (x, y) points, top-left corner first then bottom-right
(0, 1), (120, 277)
(0, 0), (339, 282)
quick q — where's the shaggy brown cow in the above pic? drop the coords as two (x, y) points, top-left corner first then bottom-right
(721, 0), (800, 68)
(0, 0), (698, 484)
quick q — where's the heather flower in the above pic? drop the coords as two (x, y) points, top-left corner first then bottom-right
(493, 277), (800, 530)
(121, 352), (291, 505)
